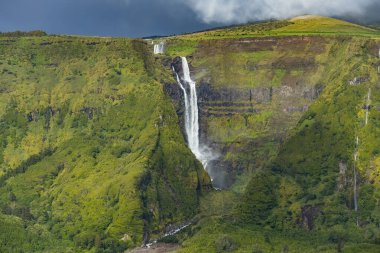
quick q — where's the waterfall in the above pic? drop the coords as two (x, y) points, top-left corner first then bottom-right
(153, 41), (165, 54)
(353, 136), (358, 213)
(365, 88), (371, 126)
(173, 57), (216, 176)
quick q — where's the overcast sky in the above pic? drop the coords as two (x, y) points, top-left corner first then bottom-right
(1, 0), (380, 38)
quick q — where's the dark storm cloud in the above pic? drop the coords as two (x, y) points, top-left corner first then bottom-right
(0, 0), (213, 37)
(358, 1), (380, 24)
(0, 0), (379, 38)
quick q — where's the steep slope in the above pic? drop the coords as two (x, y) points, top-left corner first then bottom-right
(0, 35), (210, 251)
(166, 35), (346, 188)
(241, 37), (380, 229)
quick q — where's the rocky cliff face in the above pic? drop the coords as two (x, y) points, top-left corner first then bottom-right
(165, 35), (380, 234)
(166, 36), (331, 187)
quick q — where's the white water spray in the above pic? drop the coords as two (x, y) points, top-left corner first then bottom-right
(153, 41), (165, 54)
(173, 57), (216, 173)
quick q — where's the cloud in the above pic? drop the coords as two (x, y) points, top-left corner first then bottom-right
(181, 0), (377, 24)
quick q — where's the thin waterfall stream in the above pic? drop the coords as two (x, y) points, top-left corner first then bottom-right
(154, 41), (165, 54)
(353, 136), (358, 213)
(353, 87), (372, 226)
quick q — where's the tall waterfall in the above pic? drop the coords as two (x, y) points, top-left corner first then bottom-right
(173, 57), (216, 175)
(154, 41), (165, 54)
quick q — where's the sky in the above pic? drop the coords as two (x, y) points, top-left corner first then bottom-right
(1, 0), (380, 38)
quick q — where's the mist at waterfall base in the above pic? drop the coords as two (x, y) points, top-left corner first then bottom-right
(172, 57), (224, 188)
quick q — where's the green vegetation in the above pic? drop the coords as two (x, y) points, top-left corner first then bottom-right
(1, 16), (380, 252)
(178, 217), (380, 253)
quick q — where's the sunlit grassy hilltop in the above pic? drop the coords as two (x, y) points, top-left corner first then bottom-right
(163, 15), (380, 57)
(165, 15), (380, 46)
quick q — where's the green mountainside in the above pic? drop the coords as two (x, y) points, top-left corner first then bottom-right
(0, 36), (209, 252)
(0, 16), (380, 252)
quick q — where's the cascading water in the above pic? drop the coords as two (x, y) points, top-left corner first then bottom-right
(154, 41), (165, 54)
(173, 57), (216, 179)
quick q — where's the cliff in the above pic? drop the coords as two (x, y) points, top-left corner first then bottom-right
(160, 16), (380, 252)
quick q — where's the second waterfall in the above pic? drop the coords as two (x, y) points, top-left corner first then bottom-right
(173, 57), (216, 178)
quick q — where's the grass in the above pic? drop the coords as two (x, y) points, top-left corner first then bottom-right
(275, 16), (378, 36)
